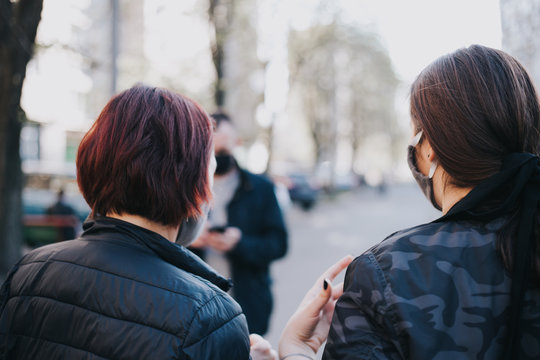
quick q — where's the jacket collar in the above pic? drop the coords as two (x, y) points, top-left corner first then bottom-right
(82, 217), (232, 292)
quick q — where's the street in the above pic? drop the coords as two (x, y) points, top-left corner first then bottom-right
(264, 183), (441, 350)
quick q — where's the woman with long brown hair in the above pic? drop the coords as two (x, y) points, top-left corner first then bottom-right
(279, 45), (540, 359)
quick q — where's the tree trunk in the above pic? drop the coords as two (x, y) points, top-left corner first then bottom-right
(208, 0), (234, 108)
(0, 0), (43, 279)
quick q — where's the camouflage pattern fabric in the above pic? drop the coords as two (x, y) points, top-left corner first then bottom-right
(323, 218), (540, 359)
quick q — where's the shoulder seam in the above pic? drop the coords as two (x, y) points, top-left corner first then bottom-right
(15, 259), (205, 302)
(365, 251), (409, 359)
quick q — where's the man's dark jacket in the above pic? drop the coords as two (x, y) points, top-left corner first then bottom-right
(0, 217), (250, 359)
(194, 168), (288, 334)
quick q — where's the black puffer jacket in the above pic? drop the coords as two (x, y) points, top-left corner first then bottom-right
(0, 217), (250, 359)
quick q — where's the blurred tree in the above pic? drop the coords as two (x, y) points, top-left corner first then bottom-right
(288, 22), (338, 166)
(208, 0), (234, 108)
(343, 28), (399, 174)
(207, 0), (265, 164)
(288, 20), (398, 185)
(0, 0), (43, 278)
(500, 0), (540, 89)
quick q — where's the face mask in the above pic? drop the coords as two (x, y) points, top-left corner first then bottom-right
(407, 130), (441, 211)
(215, 153), (234, 175)
(175, 203), (210, 246)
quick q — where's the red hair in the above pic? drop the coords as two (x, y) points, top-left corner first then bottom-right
(77, 84), (213, 226)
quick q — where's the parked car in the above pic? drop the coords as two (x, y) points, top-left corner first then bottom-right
(286, 173), (320, 210)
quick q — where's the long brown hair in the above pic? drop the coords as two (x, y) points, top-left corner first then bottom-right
(410, 45), (540, 282)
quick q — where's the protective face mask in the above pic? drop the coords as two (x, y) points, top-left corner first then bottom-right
(407, 130), (441, 211)
(175, 203), (210, 246)
(215, 153), (234, 175)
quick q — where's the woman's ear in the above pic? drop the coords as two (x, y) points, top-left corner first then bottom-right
(420, 137), (436, 163)
(415, 136), (438, 179)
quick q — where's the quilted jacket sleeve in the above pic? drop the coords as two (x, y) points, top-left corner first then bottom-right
(182, 292), (251, 360)
(0, 259), (23, 360)
(323, 253), (403, 360)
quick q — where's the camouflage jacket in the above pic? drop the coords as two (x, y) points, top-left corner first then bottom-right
(323, 217), (540, 359)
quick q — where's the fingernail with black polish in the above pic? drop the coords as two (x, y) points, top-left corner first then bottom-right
(323, 279), (328, 290)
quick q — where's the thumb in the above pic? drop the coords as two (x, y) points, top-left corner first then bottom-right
(304, 278), (333, 317)
(250, 333), (263, 346)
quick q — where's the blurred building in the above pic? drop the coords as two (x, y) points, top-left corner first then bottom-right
(20, 0), (277, 177)
(19, 0), (407, 188)
(20, 0), (231, 177)
(500, 0), (540, 88)
(20, 0), (146, 174)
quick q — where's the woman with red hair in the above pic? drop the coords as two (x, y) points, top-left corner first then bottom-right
(0, 84), (277, 359)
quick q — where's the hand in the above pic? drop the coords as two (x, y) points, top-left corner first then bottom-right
(206, 226), (242, 252)
(278, 255), (354, 359)
(249, 334), (278, 360)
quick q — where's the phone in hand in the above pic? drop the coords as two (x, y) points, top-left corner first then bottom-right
(208, 225), (227, 233)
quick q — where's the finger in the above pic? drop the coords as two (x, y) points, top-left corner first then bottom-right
(302, 279), (333, 318)
(207, 235), (223, 246)
(300, 256), (353, 308)
(331, 282), (345, 300)
(250, 334), (275, 356)
(250, 333), (262, 345)
(320, 255), (354, 282)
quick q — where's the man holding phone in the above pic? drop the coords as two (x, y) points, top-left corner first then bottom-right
(190, 112), (288, 335)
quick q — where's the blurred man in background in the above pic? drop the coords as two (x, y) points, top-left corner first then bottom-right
(190, 112), (288, 335)
(46, 188), (78, 241)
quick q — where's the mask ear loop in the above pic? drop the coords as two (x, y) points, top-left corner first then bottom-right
(428, 160), (438, 178)
(410, 130), (423, 147)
